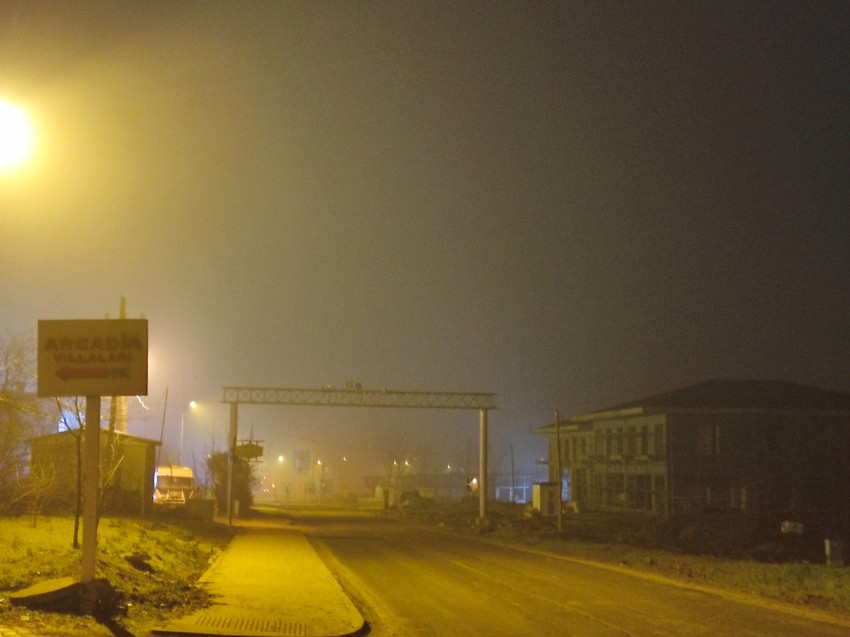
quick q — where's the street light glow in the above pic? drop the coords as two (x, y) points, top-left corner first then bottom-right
(0, 100), (34, 170)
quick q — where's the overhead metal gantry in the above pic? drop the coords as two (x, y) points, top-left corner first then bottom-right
(221, 385), (496, 521)
(222, 386), (496, 410)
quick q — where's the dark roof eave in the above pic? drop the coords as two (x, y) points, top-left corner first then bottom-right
(30, 429), (161, 446)
(575, 405), (850, 420)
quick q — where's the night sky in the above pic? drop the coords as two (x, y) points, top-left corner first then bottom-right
(1, 2), (848, 478)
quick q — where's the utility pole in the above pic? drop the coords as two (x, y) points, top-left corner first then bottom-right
(510, 444), (516, 503)
(479, 408), (488, 520)
(108, 297), (128, 434)
(555, 411), (563, 533)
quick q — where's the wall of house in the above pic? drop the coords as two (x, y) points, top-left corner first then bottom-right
(30, 431), (158, 515)
(668, 411), (850, 535)
(103, 439), (158, 513)
(29, 433), (79, 510)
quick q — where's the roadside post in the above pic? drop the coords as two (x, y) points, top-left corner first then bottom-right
(37, 319), (148, 583)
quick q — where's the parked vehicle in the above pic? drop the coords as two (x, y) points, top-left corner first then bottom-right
(153, 465), (195, 510)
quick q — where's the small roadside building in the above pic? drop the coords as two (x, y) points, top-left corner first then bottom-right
(535, 379), (850, 536)
(29, 429), (159, 515)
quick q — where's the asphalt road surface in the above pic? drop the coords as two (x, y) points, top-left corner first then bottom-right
(287, 508), (850, 637)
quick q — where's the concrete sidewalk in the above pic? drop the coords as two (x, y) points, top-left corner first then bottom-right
(152, 527), (364, 637)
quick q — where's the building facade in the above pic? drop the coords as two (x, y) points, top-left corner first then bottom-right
(536, 380), (850, 535)
(29, 429), (159, 515)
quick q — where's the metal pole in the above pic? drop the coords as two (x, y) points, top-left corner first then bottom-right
(555, 411), (563, 532)
(227, 401), (238, 525)
(82, 395), (101, 583)
(179, 412), (184, 466)
(510, 444), (516, 503)
(479, 408), (488, 520)
(156, 387), (168, 468)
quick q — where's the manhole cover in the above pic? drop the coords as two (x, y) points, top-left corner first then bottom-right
(158, 612), (309, 636)
(197, 614), (307, 634)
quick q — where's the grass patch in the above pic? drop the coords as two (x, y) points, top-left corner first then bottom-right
(0, 514), (233, 635)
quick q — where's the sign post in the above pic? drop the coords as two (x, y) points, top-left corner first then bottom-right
(37, 319), (148, 584)
(81, 395), (100, 582)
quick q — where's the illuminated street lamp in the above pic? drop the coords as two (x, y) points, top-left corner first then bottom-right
(0, 99), (34, 171)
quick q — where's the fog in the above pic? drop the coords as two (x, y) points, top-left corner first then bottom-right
(2, 3), (848, 483)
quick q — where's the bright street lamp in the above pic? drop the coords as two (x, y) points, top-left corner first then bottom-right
(0, 100), (34, 171)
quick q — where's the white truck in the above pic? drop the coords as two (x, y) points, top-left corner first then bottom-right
(153, 465), (195, 510)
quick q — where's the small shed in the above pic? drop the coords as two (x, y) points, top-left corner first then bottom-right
(29, 429), (159, 515)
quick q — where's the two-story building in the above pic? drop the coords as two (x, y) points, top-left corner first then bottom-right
(536, 379), (850, 535)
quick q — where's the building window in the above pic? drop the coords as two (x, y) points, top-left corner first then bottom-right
(608, 427), (623, 459)
(635, 474), (652, 510)
(573, 468), (588, 502)
(626, 426), (637, 457)
(730, 486), (747, 511)
(651, 423), (665, 456)
(697, 424), (721, 456)
(605, 473), (624, 506)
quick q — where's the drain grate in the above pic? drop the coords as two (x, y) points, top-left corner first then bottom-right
(194, 613), (308, 635)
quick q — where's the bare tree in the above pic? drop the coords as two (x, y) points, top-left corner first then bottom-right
(20, 461), (57, 526)
(0, 332), (50, 514)
(378, 427), (410, 506)
(53, 397), (85, 548)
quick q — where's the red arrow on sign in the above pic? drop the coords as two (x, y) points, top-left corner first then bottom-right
(56, 367), (111, 381)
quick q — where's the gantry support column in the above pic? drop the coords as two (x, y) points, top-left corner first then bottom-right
(227, 401), (238, 525)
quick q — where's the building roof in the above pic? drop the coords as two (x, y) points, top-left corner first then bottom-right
(535, 380), (850, 433)
(30, 428), (160, 446)
(607, 379), (850, 413)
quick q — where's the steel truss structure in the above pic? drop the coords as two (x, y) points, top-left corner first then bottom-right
(221, 386), (496, 410)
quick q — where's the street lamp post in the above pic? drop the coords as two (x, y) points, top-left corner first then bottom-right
(179, 400), (198, 466)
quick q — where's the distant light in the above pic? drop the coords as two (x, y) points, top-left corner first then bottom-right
(189, 400), (198, 409)
(278, 455), (284, 463)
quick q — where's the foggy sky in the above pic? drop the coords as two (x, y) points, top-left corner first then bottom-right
(1, 2), (848, 476)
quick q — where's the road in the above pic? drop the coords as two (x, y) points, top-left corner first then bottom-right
(283, 508), (850, 637)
